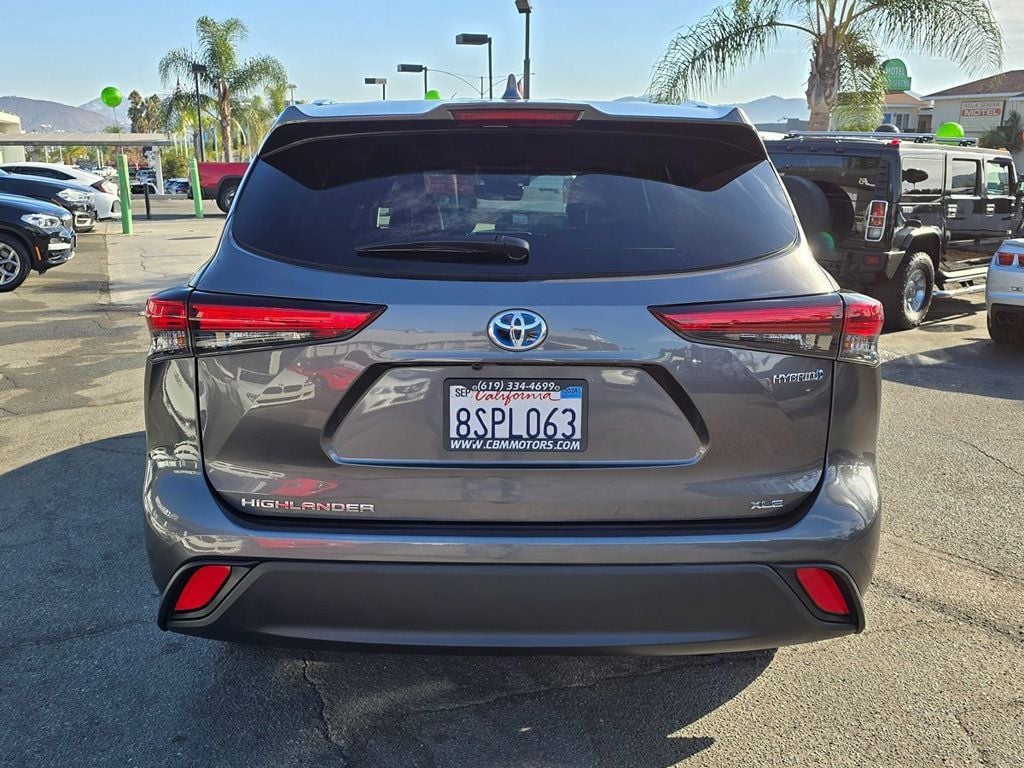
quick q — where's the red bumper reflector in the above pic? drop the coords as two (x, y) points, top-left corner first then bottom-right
(174, 565), (231, 612)
(795, 567), (851, 615)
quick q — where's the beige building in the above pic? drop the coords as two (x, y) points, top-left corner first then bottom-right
(927, 70), (1024, 167)
(0, 111), (26, 163)
(882, 92), (932, 133)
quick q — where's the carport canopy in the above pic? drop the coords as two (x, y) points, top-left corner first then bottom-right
(0, 132), (177, 192)
(0, 132), (173, 146)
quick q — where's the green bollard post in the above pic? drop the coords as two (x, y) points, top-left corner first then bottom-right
(188, 157), (204, 219)
(116, 153), (133, 235)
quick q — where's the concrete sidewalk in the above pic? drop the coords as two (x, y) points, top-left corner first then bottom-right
(102, 199), (225, 307)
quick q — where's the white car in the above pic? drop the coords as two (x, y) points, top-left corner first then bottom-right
(986, 238), (1024, 345)
(0, 162), (121, 220)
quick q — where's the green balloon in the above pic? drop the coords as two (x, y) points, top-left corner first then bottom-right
(935, 121), (965, 139)
(101, 86), (122, 108)
(425, 89), (442, 101)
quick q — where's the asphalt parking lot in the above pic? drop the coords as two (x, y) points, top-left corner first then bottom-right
(1, 208), (1021, 767)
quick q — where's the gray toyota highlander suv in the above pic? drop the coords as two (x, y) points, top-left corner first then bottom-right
(143, 98), (883, 653)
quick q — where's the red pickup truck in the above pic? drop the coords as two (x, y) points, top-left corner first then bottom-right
(195, 162), (249, 212)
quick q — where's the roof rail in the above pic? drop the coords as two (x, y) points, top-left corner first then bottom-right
(782, 130), (978, 146)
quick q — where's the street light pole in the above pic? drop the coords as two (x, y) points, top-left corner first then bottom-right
(455, 34), (493, 99)
(364, 77), (388, 100)
(287, 83), (297, 105)
(191, 62), (207, 162)
(398, 64), (429, 97)
(516, 0), (532, 99)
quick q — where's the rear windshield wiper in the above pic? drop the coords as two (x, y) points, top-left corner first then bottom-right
(355, 236), (529, 264)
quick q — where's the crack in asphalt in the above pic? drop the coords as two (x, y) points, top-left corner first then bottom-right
(302, 657), (347, 754)
(872, 578), (1023, 647)
(932, 432), (1024, 480)
(397, 654), (766, 720)
(954, 711), (994, 768)
(885, 533), (1024, 586)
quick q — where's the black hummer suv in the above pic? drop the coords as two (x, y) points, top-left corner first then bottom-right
(765, 133), (1022, 329)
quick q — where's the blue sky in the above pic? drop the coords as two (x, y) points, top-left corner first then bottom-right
(4, 0), (1023, 108)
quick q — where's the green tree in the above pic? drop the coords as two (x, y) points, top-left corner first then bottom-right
(649, 0), (1003, 130)
(979, 111), (1023, 153)
(128, 90), (145, 132)
(158, 16), (287, 161)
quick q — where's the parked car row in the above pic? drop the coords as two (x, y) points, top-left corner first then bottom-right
(0, 192), (76, 292)
(0, 162), (122, 292)
(0, 162), (120, 222)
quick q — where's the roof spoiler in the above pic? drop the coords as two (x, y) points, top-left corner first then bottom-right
(782, 130), (978, 146)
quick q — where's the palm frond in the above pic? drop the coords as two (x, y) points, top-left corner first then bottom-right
(648, 0), (786, 104)
(158, 47), (196, 86)
(832, 28), (886, 130)
(195, 16), (247, 80)
(858, 0), (1002, 74)
(229, 55), (288, 97)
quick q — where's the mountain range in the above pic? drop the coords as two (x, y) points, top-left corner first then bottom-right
(1, 93), (809, 134)
(78, 97), (131, 129)
(615, 94), (808, 124)
(0, 96), (117, 132)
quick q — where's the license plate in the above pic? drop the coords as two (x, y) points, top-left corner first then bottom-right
(445, 378), (587, 452)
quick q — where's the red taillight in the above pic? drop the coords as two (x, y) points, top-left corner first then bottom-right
(144, 297), (189, 355)
(144, 291), (385, 356)
(145, 298), (187, 330)
(865, 200), (887, 242)
(189, 300), (383, 352)
(191, 304), (376, 336)
(795, 567), (851, 615)
(652, 295), (844, 359)
(651, 292), (883, 366)
(839, 294), (884, 365)
(1020, 254), (1024, 268)
(173, 564), (231, 612)
(994, 251), (1014, 266)
(450, 108), (582, 126)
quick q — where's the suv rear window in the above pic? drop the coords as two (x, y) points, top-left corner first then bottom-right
(232, 127), (798, 279)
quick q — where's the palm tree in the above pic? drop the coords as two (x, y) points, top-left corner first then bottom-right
(979, 111), (1023, 154)
(158, 16), (287, 161)
(649, 1), (1003, 130)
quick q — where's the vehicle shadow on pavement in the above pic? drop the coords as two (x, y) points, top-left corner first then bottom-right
(915, 297), (979, 327)
(882, 339), (1023, 400)
(286, 644), (773, 766)
(0, 432), (774, 768)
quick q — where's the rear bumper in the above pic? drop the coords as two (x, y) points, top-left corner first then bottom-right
(988, 303), (1024, 326)
(815, 247), (897, 286)
(144, 352), (881, 654)
(160, 560), (861, 653)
